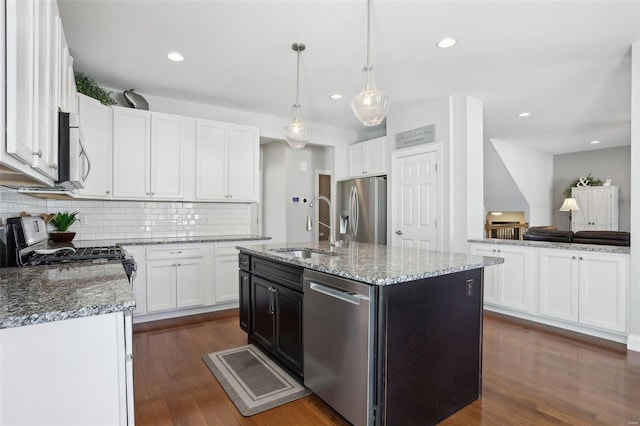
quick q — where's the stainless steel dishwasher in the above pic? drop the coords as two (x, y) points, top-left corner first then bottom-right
(303, 269), (375, 426)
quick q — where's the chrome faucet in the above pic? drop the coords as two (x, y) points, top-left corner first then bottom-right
(306, 195), (337, 247)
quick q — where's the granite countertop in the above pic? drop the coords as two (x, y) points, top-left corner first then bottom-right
(237, 241), (504, 286)
(467, 238), (630, 254)
(0, 262), (135, 329)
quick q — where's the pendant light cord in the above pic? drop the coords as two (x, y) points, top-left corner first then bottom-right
(366, 0), (371, 67)
(295, 49), (301, 106)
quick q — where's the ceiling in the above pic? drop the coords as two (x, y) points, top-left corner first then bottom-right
(58, 0), (639, 155)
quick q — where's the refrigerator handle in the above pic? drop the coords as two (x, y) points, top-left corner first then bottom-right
(351, 187), (359, 239)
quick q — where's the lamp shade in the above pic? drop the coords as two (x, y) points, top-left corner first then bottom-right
(351, 66), (390, 126)
(559, 198), (580, 211)
(283, 105), (311, 149)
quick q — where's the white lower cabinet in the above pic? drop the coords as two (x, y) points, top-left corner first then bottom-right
(539, 249), (627, 333)
(146, 247), (206, 313)
(470, 242), (629, 341)
(469, 244), (534, 312)
(0, 311), (133, 426)
(129, 241), (264, 321)
(214, 245), (241, 303)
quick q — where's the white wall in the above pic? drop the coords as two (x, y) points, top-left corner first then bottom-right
(490, 139), (553, 226)
(552, 146), (631, 231)
(628, 39), (640, 352)
(451, 96), (484, 251)
(484, 140), (529, 217)
(262, 141), (331, 244)
(262, 142), (287, 243)
(386, 96), (484, 252)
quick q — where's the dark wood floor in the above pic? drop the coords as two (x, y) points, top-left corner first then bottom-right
(133, 310), (640, 425)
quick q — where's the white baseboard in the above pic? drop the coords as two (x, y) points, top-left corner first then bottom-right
(132, 302), (239, 324)
(627, 334), (640, 352)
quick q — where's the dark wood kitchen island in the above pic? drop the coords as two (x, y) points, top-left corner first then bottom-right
(237, 241), (503, 425)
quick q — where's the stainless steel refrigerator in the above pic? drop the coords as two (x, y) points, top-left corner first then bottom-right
(336, 176), (387, 244)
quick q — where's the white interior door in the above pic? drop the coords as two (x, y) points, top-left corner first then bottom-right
(392, 150), (439, 250)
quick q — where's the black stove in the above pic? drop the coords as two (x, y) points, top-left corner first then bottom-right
(28, 245), (127, 264)
(1, 217), (136, 282)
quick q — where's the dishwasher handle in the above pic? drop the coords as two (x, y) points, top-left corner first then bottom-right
(309, 282), (367, 305)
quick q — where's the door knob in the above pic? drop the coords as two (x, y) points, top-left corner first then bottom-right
(395, 230), (403, 235)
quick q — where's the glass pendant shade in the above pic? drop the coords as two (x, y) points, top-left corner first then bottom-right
(284, 42), (310, 149)
(351, 66), (390, 126)
(283, 104), (311, 149)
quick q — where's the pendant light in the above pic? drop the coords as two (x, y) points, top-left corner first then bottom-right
(351, 0), (390, 126)
(284, 43), (311, 149)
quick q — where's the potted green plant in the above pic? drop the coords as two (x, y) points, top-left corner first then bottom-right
(50, 211), (80, 243)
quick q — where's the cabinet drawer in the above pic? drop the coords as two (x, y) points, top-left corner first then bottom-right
(239, 253), (250, 271)
(146, 245), (202, 260)
(252, 257), (303, 291)
(215, 244), (239, 256)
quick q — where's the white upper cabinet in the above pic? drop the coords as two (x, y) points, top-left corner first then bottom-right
(112, 108), (193, 200)
(112, 107), (150, 198)
(195, 119), (259, 202)
(76, 94), (113, 198)
(4, 0), (74, 185)
(348, 137), (386, 178)
(228, 125), (260, 201)
(571, 186), (618, 231)
(150, 112), (188, 199)
(32, 0), (58, 179)
(5, 0), (37, 165)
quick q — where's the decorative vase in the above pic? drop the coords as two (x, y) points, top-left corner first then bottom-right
(49, 232), (76, 243)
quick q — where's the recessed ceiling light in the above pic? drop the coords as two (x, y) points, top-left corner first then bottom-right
(590, 140), (601, 144)
(330, 93), (343, 100)
(490, 211), (503, 216)
(437, 37), (457, 49)
(167, 51), (184, 62)
(517, 112), (531, 118)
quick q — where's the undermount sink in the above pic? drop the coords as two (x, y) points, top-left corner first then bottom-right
(271, 248), (339, 259)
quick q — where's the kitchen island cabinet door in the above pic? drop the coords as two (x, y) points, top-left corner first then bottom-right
(113, 107), (150, 199)
(239, 270), (251, 332)
(273, 284), (303, 377)
(250, 276), (275, 352)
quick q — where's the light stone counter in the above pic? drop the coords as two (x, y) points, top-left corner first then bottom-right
(467, 238), (630, 254)
(237, 241), (503, 286)
(0, 262), (135, 329)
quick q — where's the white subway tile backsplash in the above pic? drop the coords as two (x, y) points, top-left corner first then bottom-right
(0, 188), (254, 241)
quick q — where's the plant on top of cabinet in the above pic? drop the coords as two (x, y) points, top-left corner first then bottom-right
(75, 72), (116, 106)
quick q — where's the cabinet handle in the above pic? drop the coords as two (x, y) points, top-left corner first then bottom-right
(572, 256), (576, 260)
(146, 192), (150, 196)
(106, 190), (110, 194)
(579, 257), (583, 261)
(172, 263), (176, 267)
(50, 163), (58, 170)
(229, 194), (232, 198)
(171, 251), (182, 254)
(267, 287), (274, 314)
(32, 150), (42, 158)
(177, 263), (181, 266)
